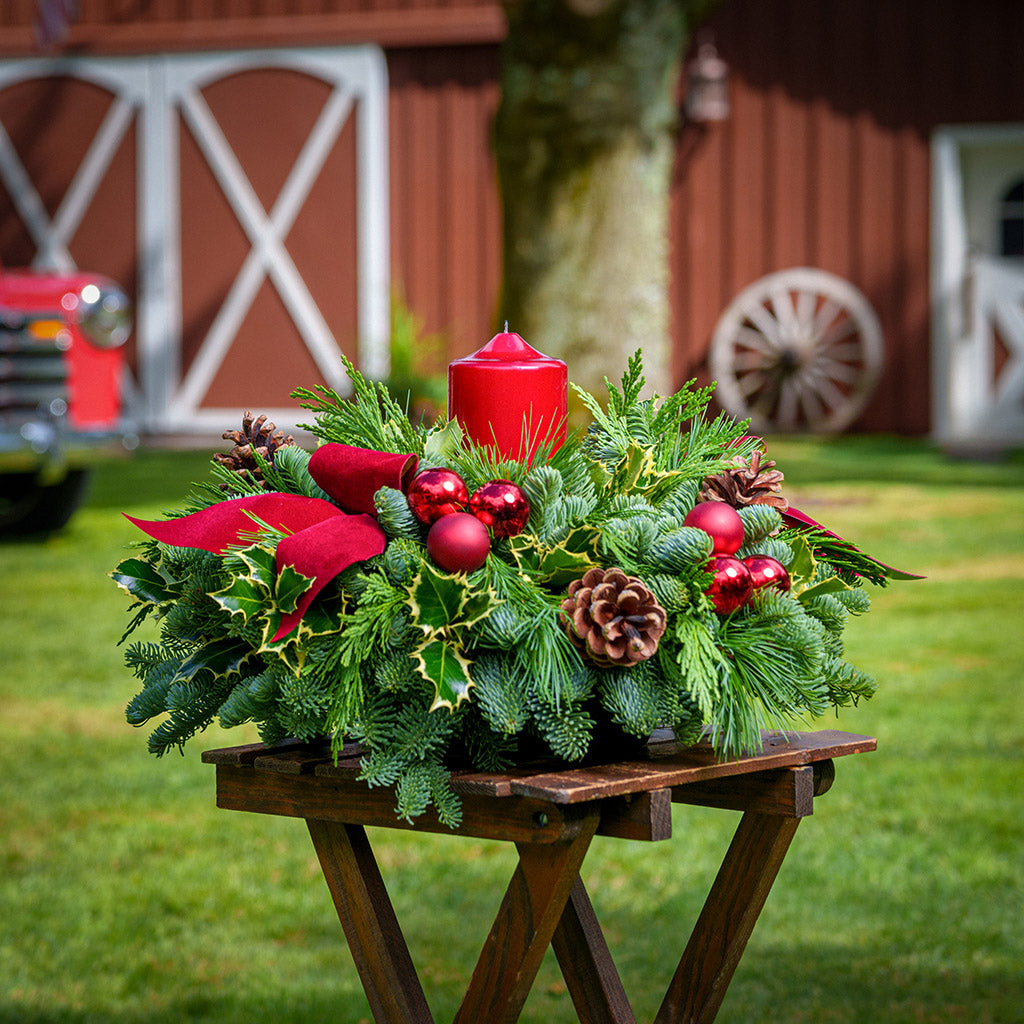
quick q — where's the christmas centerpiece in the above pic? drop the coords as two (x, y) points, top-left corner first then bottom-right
(112, 334), (917, 827)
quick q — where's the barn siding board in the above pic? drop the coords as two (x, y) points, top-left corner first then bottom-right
(386, 44), (500, 365)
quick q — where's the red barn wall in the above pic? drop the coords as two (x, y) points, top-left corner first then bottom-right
(3, 0), (1024, 433)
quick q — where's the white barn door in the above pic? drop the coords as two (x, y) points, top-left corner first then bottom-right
(0, 47), (390, 435)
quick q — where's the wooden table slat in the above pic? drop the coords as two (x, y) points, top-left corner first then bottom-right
(507, 731), (876, 804)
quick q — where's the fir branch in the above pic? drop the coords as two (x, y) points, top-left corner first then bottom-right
(470, 653), (530, 733)
(822, 656), (877, 707)
(737, 504), (783, 547)
(712, 592), (830, 755)
(598, 661), (664, 738)
(529, 694), (593, 760)
(217, 667), (282, 729)
(660, 613), (725, 720)
(458, 713), (517, 771)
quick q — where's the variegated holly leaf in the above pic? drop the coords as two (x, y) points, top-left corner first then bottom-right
(424, 417), (464, 461)
(171, 637), (254, 687)
(786, 533), (817, 594)
(257, 617), (304, 674)
(407, 562), (469, 636)
(414, 638), (474, 710)
(110, 558), (178, 606)
(296, 599), (345, 639)
(798, 576), (854, 602)
(608, 442), (655, 495)
(227, 543), (278, 591)
(275, 564), (314, 614)
(211, 577), (266, 621)
(508, 524), (601, 589)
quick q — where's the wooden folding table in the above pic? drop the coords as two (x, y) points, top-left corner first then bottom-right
(203, 728), (874, 1024)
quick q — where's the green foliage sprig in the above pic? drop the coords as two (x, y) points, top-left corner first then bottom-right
(112, 351), (901, 825)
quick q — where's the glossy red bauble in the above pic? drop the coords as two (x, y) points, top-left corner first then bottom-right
(407, 468), (469, 525)
(684, 501), (745, 555)
(743, 554), (791, 592)
(706, 555), (754, 614)
(426, 512), (491, 573)
(468, 480), (531, 538)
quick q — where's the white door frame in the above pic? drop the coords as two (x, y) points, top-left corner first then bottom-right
(0, 47), (390, 434)
(931, 123), (1024, 447)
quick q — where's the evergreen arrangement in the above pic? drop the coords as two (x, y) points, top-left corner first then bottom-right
(112, 353), (910, 827)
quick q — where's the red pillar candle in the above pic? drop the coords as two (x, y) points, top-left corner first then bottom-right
(448, 329), (568, 462)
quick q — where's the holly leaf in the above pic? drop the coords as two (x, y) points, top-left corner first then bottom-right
(256, 618), (305, 674)
(407, 562), (468, 635)
(608, 442), (655, 495)
(798, 576), (854, 602)
(509, 525), (601, 589)
(424, 417), (464, 461)
(110, 558), (178, 605)
(228, 543), (278, 591)
(786, 533), (817, 594)
(171, 637), (253, 688)
(275, 564), (315, 614)
(414, 638), (475, 710)
(211, 577), (266, 621)
(296, 599), (345, 639)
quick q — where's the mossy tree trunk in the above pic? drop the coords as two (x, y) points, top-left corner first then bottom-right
(495, 0), (700, 398)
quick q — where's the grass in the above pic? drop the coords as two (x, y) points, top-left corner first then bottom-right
(1, 437), (1022, 1024)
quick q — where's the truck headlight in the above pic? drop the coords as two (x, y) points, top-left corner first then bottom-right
(77, 282), (132, 349)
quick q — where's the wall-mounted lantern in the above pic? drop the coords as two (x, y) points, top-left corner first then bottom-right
(684, 40), (730, 123)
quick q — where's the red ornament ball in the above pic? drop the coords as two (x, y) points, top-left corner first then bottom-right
(684, 501), (745, 555)
(426, 512), (491, 573)
(407, 468), (469, 524)
(706, 555), (754, 614)
(468, 480), (531, 538)
(743, 554), (791, 593)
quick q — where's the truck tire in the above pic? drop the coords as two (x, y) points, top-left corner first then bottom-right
(0, 469), (91, 535)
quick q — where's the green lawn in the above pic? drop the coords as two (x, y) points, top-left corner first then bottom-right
(1, 438), (1022, 1024)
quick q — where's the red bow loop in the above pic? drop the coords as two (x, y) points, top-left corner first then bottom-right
(125, 444), (419, 638)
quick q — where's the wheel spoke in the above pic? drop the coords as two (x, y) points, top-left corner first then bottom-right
(811, 297), (843, 339)
(795, 288), (819, 331)
(798, 381), (826, 427)
(815, 357), (860, 384)
(740, 301), (785, 350)
(735, 324), (778, 354)
(809, 374), (849, 412)
(769, 287), (799, 341)
(737, 370), (769, 398)
(732, 349), (774, 372)
(826, 340), (867, 364)
(819, 316), (858, 350)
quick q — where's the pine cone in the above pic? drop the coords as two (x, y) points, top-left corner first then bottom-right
(214, 411), (294, 487)
(560, 567), (667, 667)
(699, 450), (788, 510)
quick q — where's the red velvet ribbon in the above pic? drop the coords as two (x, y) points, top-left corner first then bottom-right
(126, 443), (418, 640)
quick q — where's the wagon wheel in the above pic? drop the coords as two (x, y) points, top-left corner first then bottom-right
(709, 268), (884, 433)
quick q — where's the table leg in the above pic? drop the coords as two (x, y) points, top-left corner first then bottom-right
(454, 809), (601, 1024)
(306, 818), (434, 1024)
(551, 875), (637, 1024)
(655, 811), (801, 1024)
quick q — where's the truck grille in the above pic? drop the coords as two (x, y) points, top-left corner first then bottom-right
(0, 312), (69, 417)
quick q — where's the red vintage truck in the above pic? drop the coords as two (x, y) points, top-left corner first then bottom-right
(0, 260), (133, 533)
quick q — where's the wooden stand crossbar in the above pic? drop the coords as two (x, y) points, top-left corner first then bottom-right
(203, 729), (874, 1024)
